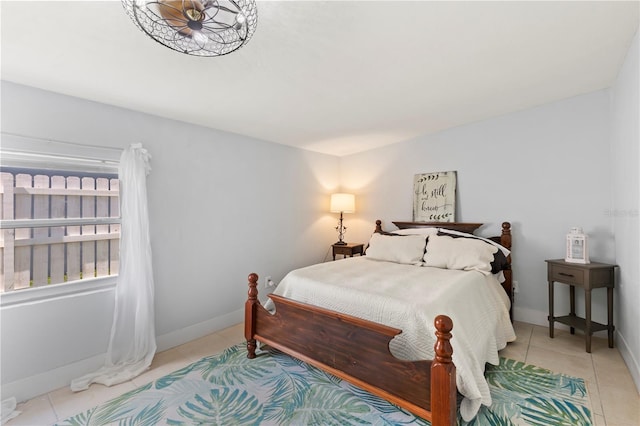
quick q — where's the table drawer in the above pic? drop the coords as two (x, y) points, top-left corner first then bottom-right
(333, 246), (352, 256)
(549, 264), (585, 285)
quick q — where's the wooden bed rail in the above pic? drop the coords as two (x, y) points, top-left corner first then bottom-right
(244, 273), (457, 425)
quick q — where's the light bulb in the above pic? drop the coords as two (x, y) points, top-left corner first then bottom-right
(193, 31), (208, 44)
(233, 13), (246, 31)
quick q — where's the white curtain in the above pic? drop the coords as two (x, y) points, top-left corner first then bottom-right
(1, 398), (19, 424)
(71, 144), (156, 391)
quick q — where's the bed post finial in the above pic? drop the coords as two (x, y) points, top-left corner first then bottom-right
(501, 222), (512, 250)
(432, 315), (456, 426)
(375, 219), (383, 233)
(245, 273), (259, 359)
(434, 315), (453, 363)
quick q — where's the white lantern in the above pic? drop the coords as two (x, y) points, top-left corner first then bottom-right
(565, 227), (590, 264)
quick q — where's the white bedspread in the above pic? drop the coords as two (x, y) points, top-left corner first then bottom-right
(265, 256), (516, 421)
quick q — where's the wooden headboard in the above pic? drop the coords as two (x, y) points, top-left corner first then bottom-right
(391, 221), (483, 235)
(374, 220), (513, 320)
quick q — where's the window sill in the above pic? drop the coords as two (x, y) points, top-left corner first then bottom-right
(0, 276), (118, 308)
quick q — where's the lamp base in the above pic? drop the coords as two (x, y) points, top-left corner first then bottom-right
(334, 241), (347, 245)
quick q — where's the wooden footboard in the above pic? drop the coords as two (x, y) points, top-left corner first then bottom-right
(244, 273), (456, 426)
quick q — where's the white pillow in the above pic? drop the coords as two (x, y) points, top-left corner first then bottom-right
(392, 227), (440, 236)
(438, 228), (510, 256)
(423, 234), (498, 274)
(366, 233), (427, 265)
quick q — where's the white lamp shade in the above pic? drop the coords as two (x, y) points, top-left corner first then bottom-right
(330, 193), (355, 213)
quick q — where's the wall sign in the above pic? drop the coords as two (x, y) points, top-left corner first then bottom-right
(413, 171), (457, 222)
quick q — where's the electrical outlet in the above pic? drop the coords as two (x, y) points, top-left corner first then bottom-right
(264, 276), (273, 288)
(513, 280), (519, 293)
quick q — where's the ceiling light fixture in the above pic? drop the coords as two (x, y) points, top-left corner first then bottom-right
(122, 0), (257, 57)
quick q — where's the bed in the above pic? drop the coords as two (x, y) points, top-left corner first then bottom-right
(244, 220), (514, 426)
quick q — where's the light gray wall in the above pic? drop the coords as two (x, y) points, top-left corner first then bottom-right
(611, 29), (640, 391)
(340, 90), (614, 334)
(0, 81), (340, 401)
(341, 81), (639, 390)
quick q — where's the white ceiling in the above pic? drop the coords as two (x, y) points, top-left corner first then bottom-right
(1, 1), (638, 156)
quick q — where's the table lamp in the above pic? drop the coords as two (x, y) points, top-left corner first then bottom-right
(330, 193), (355, 245)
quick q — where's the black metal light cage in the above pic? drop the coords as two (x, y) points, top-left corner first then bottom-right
(122, 0), (257, 57)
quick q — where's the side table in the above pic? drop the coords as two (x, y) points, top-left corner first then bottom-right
(546, 259), (616, 353)
(332, 243), (364, 260)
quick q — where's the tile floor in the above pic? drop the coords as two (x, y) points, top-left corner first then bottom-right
(6, 322), (640, 425)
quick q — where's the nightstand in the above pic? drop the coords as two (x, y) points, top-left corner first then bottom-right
(546, 259), (617, 353)
(332, 243), (364, 260)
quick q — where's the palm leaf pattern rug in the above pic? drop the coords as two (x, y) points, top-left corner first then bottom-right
(57, 344), (591, 425)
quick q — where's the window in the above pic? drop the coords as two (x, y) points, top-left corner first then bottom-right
(0, 134), (121, 296)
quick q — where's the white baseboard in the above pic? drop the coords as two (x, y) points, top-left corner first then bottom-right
(615, 329), (640, 394)
(1, 354), (106, 404)
(2, 308), (244, 404)
(513, 306), (548, 326)
(155, 308), (243, 352)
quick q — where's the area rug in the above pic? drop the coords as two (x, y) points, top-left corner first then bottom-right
(56, 344), (591, 425)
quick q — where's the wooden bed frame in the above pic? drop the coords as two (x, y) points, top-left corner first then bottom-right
(245, 220), (512, 426)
